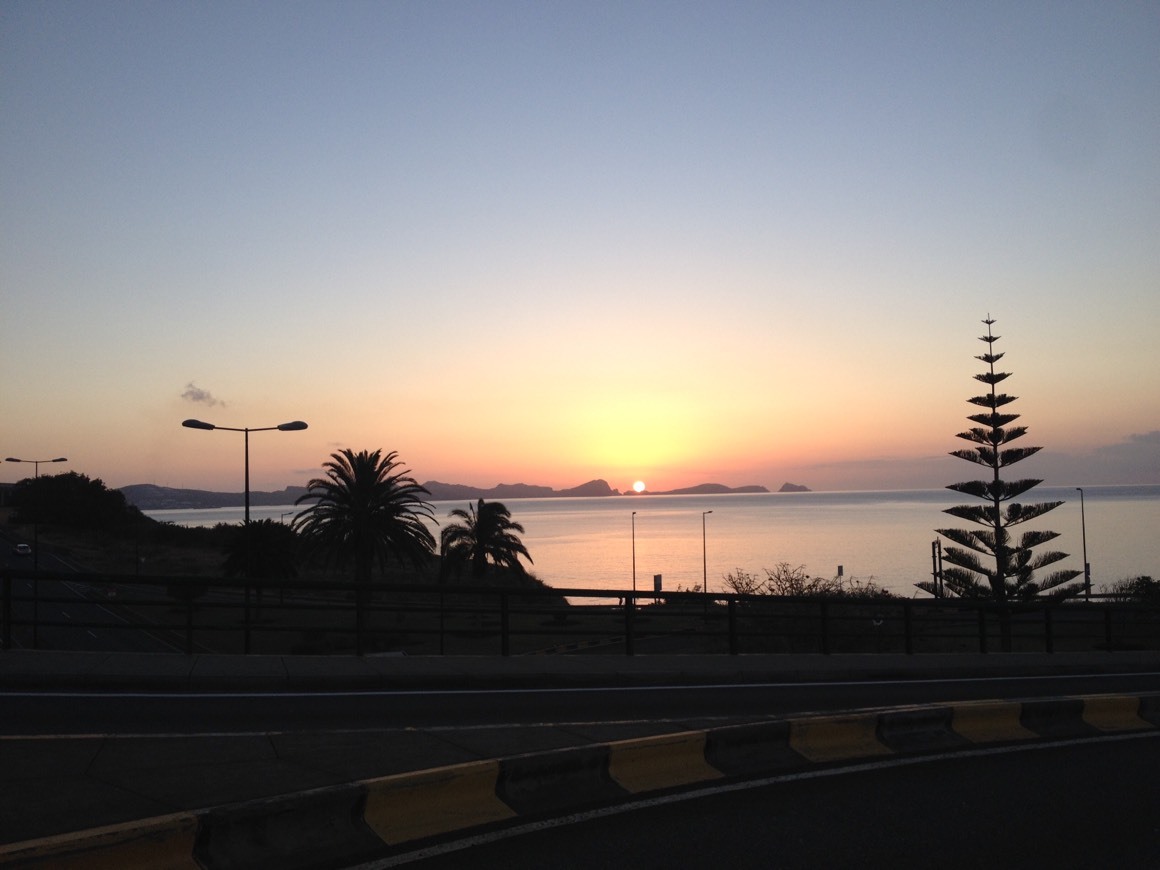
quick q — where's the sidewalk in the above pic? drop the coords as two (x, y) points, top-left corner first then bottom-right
(2, 649), (1158, 851)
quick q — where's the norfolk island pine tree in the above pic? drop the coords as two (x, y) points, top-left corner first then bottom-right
(916, 318), (1082, 650)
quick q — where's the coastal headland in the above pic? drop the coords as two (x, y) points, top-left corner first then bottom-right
(120, 480), (805, 511)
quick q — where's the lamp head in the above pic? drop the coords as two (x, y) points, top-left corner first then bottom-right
(182, 419), (217, 430)
(277, 421), (308, 431)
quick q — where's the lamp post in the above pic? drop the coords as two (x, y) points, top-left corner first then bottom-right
(6, 456), (67, 646)
(182, 420), (307, 523)
(5, 456), (68, 572)
(631, 511), (637, 594)
(702, 510), (713, 594)
(1076, 487), (1090, 599)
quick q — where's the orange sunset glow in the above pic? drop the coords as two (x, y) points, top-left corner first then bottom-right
(1, 5), (1156, 495)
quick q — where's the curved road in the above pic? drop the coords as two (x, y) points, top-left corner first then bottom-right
(375, 733), (1160, 869)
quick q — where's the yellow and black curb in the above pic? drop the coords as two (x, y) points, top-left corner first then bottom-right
(4, 692), (1158, 869)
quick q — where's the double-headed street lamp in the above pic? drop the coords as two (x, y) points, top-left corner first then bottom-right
(6, 456), (68, 642)
(5, 456), (68, 477)
(182, 419), (308, 523)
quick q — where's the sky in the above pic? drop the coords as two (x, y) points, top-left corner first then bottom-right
(2, 1), (1158, 495)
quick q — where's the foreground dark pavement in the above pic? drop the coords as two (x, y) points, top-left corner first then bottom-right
(2, 649), (1158, 851)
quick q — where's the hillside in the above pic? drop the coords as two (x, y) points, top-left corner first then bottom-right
(119, 477), (778, 510)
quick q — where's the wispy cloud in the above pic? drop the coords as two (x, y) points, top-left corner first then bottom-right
(181, 383), (225, 407)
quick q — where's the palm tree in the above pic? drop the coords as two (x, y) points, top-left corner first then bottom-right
(293, 448), (436, 581)
(440, 499), (533, 580)
(294, 449), (436, 653)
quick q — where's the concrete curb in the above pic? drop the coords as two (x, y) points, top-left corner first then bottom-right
(3, 692), (1157, 869)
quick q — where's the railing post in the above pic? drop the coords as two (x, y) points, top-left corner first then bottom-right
(500, 593), (510, 656)
(978, 605), (988, 654)
(820, 601), (830, 655)
(728, 598), (738, 655)
(625, 593), (635, 656)
(2, 572), (10, 650)
(1044, 606), (1054, 654)
(185, 586), (194, 655)
(355, 584), (365, 657)
(1104, 608), (1114, 652)
(439, 591), (446, 656)
(903, 601), (913, 655)
(244, 584), (252, 655)
(32, 574), (40, 649)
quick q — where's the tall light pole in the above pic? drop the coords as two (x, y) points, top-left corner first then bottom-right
(6, 456), (68, 572)
(631, 511), (637, 594)
(702, 510), (713, 594)
(6, 456), (67, 645)
(182, 420), (307, 523)
(1076, 487), (1090, 599)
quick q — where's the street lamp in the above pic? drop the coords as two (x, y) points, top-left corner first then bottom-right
(182, 419), (307, 523)
(1076, 487), (1090, 599)
(6, 456), (68, 477)
(6, 456), (67, 644)
(631, 511), (637, 594)
(702, 510), (713, 594)
(6, 456), (68, 567)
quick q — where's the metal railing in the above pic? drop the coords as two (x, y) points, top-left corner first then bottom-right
(3, 569), (1158, 656)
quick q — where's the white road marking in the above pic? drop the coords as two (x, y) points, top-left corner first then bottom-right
(3, 670), (1157, 702)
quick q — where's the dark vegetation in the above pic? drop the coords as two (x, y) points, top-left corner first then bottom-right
(3, 464), (547, 595)
(722, 563), (892, 599)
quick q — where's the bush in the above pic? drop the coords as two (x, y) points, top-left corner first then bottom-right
(723, 563), (894, 599)
(1103, 576), (1159, 603)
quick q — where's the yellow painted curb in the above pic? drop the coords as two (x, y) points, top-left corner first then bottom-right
(0, 813), (200, 870)
(362, 760), (516, 845)
(608, 732), (724, 793)
(789, 715), (891, 762)
(950, 700), (1036, 743)
(1081, 695), (1149, 732)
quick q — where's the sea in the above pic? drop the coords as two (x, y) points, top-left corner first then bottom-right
(143, 485), (1159, 599)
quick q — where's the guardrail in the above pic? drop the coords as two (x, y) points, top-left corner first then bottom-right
(2, 569), (1158, 656)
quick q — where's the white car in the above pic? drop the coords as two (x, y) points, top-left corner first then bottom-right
(12, 543), (31, 556)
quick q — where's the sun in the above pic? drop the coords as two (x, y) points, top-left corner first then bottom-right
(632, 480), (646, 493)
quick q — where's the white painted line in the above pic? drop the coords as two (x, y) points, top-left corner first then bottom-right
(0, 717), (732, 741)
(3, 671), (1157, 701)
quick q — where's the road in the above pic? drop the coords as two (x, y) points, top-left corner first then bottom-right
(6, 672), (1160, 736)
(384, 732), (1160, 869)
(2, 540), (185, 653)
(3, 572), (184, 653)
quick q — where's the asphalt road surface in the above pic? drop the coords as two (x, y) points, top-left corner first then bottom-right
(380, 732), (1160, 870)
(6, 672), (1160, 736)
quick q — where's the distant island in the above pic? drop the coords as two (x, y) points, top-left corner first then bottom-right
(624, 483), (770, 496)
(120, 484), (313, 511)
(420, 479), (620, 501)
(778, 482), (811, 492)
(119, 478), (783, 510)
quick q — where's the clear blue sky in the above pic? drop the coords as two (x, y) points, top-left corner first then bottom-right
(2, 1), (1157, 493)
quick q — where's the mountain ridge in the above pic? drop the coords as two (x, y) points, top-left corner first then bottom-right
(119, 479), (777, 510)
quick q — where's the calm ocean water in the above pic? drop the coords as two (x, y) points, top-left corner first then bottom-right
(144, 485), (1159, 598)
